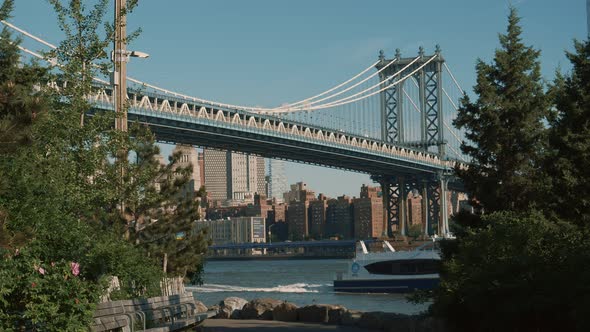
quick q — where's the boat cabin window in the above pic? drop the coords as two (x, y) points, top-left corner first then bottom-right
(364, 259), (439, 275)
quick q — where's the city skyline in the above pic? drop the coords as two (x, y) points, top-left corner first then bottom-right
(10, 1), (586, 197)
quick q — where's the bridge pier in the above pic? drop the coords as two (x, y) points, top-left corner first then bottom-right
(376, 47), (451, 237)
(377, 172), (450, 238)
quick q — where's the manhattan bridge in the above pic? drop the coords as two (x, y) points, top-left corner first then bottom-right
(4, 20), (469, 239)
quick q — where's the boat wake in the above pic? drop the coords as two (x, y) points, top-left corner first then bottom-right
(186, 283), (329, 294)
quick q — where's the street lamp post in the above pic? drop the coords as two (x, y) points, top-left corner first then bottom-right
(114, 0), (127, 132)
(113, 0), (149, 224)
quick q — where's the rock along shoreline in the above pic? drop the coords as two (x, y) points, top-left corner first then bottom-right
(197, 296), (446, 332)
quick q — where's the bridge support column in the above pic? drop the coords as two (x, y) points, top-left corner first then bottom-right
(417, 172), (450, 236)
(421, 179), (429, 236)
(378, 49), (404, 144)
(379, 175), (410, 237)
(425, 179), (441, 236)
(439, 175), (449, 235)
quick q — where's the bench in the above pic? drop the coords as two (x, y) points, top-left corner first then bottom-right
(91, 293), (217, 331)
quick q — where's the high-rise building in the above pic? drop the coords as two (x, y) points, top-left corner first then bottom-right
(256, 156), (266, 196)
(353, 197), (383, 239)
(268, 159), (288, 203)
(172, 144), (201, 199)
(308, 196), (327, 239)
(360, 184), (380, 199)
(203, 149), (264, 205)
(229, 152), (257, 201)
(203, 149), (228, 202)
(326, 195), (353, 239)
(286, 201), (309, 240)
(353, 185), (384, 239)
(198, 151), (205, 190)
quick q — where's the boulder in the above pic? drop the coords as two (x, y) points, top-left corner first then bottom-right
(194, 300), (208, 313)
(240, 298), (282, 320)
(272, 302), (299, 322)
(208, 305), (220, 318)
(327, 305), (347, 324)
(216, 297), (248, 319)
(296, 304), (330, 323)
(341, 310), (362, 326)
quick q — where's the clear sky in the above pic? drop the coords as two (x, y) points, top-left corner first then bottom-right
(9, 0), (587, 198)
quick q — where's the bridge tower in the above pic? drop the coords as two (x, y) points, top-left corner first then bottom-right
(375, 47), (449, 238)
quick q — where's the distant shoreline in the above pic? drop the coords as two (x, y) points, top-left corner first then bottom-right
(207, 254), (353, 261)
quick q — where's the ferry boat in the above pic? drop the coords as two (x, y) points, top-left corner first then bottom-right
(333, 239), (440, 293)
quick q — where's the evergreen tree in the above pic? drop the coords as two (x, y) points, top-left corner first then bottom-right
(544, 40), (590, 226)
(0, 0), (49, 250)
(453, 7), (548, 213)
(122, 128), (209, 280)
(0, 0), (50, 155)
(44, 0), (209, 281)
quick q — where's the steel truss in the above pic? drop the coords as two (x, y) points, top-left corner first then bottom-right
(377, 48), (445, 156)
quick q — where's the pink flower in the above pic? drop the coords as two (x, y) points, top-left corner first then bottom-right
(51, 262), (55, 267)
(31, 282), (36, 288)
(15, 249), (19, 256)
(70, 262), (80, 276)
(38, 267), (45, 275)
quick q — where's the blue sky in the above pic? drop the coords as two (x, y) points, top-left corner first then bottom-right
(10, 0), (587, 198)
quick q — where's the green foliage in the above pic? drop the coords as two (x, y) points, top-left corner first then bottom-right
(432, 8), (590, 332)
(0, 247), (101, 331)
(433, 211), (590, 331)
(453, 7), (549, 213)
(124, 137), (209, 279)
(0, 1), (177, 329)
(0, 1), (50, 155)
(544, 40), (590, 226)
(406, 223), (423, 241)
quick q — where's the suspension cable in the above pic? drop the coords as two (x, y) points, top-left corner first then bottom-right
(271, 56), (420, 114)
(1, 20), (58, 49)
(277, 60), (380, 109)
(276, 58), (399, 110)
(447, 145), (467, 162)
(271, 55), (436, 113)
(443, 62), (465, 93)
(406, 77), (463, 144)
(16, 43), (110, 85)
(442, 87), (459, 110)
(0, 20), (294, 112)
(293, 56), (420, 111)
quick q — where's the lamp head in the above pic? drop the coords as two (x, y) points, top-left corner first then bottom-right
(130, 50), (150, 58)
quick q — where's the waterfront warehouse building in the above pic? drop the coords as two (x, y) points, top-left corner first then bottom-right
(195, 216), (266, 245)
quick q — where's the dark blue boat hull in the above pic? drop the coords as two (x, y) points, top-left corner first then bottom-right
(333, 277), (439, 293)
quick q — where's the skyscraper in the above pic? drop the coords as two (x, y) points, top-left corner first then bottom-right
(172, 145), (201, 196)
(203, 149), (265, 205)
(256, 156), (266, 196)
(203, 149), (228, 202)
(268, 159), (288, 203)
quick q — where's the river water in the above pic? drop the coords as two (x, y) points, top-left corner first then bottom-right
(186, 259), (429, 314)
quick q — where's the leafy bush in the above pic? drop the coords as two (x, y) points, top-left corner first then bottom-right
(0, 248), (101, 331)
(433, 211), (590, 331)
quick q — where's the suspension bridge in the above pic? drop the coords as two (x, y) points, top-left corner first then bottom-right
(3, 20), (469, 238)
